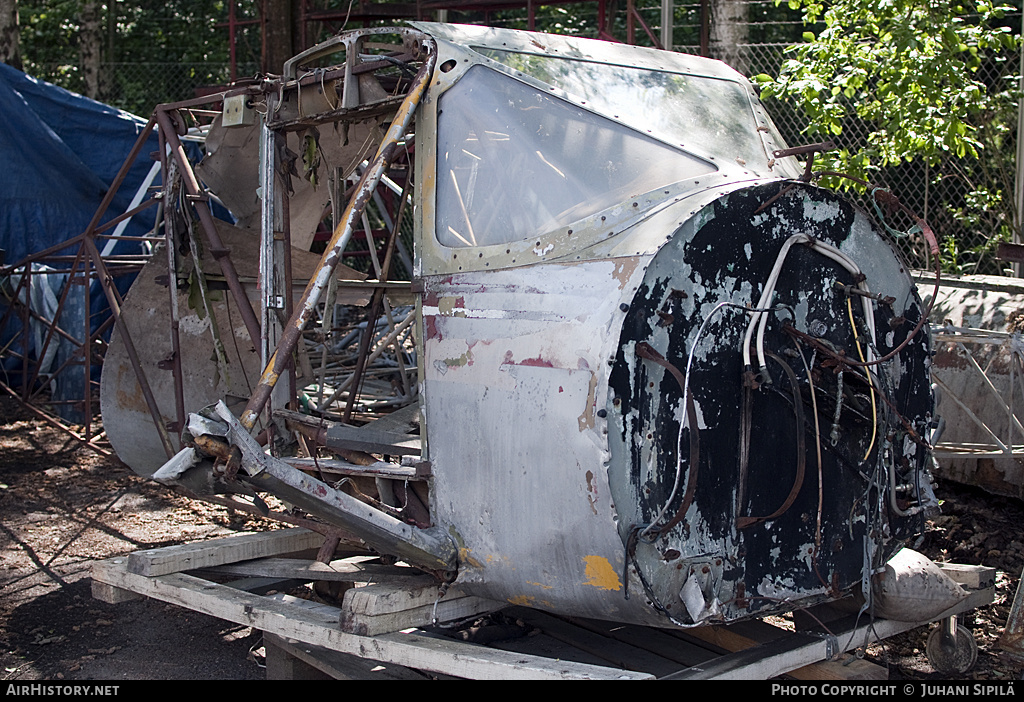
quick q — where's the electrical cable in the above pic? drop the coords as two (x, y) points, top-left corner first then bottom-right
(637, 301), (793, 540)
(847, 295), (879, 461)
(737, 351), (807, 528)
(790, 335), (825, 584)
(813, 171), (942, 369)
(743, 234), (877, 382)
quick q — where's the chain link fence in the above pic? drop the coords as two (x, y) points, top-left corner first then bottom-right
(28, 61), (262, 117)
(28, 3), (1022, 275)
(101, 62), (263, 118)
(737, 40), (1021, 277)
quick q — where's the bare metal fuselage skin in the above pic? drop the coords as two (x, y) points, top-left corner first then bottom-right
(112, 23), (935, 630)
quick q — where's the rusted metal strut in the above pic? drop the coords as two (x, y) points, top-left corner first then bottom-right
(239, 32), (436, 432)
(154, 107), (263, 349)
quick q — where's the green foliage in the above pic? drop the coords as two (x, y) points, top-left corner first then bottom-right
(756, 0), (1018, 178)
(19, 0), (88, 92)
(754, 0), (1021, 274)
(939, 111), (1019, 274)
(19, 0), (253, 115)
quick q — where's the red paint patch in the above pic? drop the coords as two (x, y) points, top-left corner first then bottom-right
(518, 356), (555, 368)
(424, 315), (442, 340)
(501, 352), (555, 369)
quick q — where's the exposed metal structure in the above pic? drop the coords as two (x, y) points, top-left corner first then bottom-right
(0, 115), (163, 456)
(924, 274), (1024, 495)
(7, 23), (961, 637)
(224, 1), (699, 78)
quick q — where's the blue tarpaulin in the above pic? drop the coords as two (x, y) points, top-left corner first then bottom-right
(0, 62), (161, 265)
(0, 63), (163, 419)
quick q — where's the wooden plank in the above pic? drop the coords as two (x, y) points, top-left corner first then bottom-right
(512, 609), (685, 677)
(561, 615), (722, 667)
(325, 424), (421, 456)
(127, 528), (324, 577)
(680, 619), (787, 654)
(795, 597), (863, 625)
(267, 592), (342, 623)
(272, 590), (500, 651)
(339, 577), (504, 635)
(283, 457), (419, 480)
(90, 579), (142, 604)
(669, 628), (843, 680)
(343, 574), (452, 613)
(342, 595), (505, 636)
(221, 576), (302, 594)
(911, 269), (1024, 295)
(90, 558), (651, 680)
(940, 563), (997, 590)
(997, 242), (1024, 263)
(679, 616), (887, 680)
(196, 557), (426, 584)
(264, 635), (332, 680)
(932, 445), (1024, 458)
(666, 586), (994, 680)
(264, 632), (428, 680)
(275, 408), (422, 456)
(489, 631), (624, 670)
(361, 402), (420, 434)
(785, 657), (888, 681)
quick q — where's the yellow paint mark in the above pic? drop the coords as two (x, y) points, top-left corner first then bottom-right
(483, 554), (515, 570)
(526, 581), (554, 590)
(582, 555), (622, 591)
(458, 548), (484, 569)
(508, 595), (536, 606)
(443, 352), (471, 368)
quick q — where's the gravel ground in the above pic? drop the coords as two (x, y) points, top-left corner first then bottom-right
(1, 395), (1023, 681)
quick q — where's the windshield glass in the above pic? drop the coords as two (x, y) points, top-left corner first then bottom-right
(475, 48), (773, 171)
(436, 65), (713, 248)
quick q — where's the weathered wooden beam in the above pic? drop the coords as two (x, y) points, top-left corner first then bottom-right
(126, 528), (324, 577)
(196, 557), (425, 584)
(91, 558), (651, 680)
(666, 582), (993, 680)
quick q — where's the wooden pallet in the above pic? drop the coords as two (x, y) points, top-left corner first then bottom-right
(91, 528), (996, 680)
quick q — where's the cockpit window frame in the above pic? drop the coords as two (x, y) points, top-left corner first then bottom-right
(413, 26), (800, 276)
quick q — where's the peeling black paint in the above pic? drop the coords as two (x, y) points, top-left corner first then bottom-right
(608, 182), (933, 623)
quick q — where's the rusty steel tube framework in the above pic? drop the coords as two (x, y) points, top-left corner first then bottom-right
(154, 108), (263, 349)
(0, 115), (167, 454)
(238, 32), (436, 432)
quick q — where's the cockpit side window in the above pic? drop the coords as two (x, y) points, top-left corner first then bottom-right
(436, 65), (712, 248)
(476, 49), (779, 174)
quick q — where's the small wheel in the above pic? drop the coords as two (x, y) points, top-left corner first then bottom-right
(926, 623), (978, 675)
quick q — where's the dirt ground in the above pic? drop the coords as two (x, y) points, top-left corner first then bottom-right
(0, 397), (270, 680)
(1, 396), (1024, 681)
